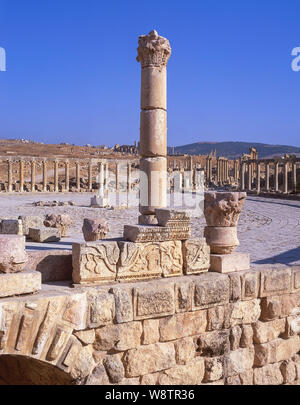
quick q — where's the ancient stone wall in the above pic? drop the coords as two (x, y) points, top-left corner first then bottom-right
(1, 265), (300, 385)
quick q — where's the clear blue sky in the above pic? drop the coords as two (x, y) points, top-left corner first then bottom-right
(1, 0), (300, 147)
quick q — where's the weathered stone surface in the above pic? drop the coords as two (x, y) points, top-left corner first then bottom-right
(133, 282), (175, 320)
(26, 250), (72, 282)
(29, 227), (60, 243)
(230, 325), (242, 351)
(196, 330), (230, 357)
(193, 273), (230, 309)
(140, 372), (159, 385)
(118, 240), (183, 281)
(174, 337), (195, 365)
(175, 279), (193, 313)
(124, 342), (176, 377)
(239, 370), (253, 385)
(72, 241), (119, 284)
(138, 214), (158, 225)
(182, 238), (210, 275)
(44, 214), (72, 237)
(103, 354), (125, 383)
(85, 363), (109, 385)
(228, 272), (242, 302)
(139, 109), (167, 157)
(63, 293), (88, 330)
(240, 325), (253, 348)
(1, 219), (23, 235)
(143, 319), (160, 345)
(204, 357), (224, 382)
(19, 215), (44, 237)
(210, 253), (250, 273)
(94, 322), (142, 351)
(74, 330), (95, 345)
(293, 267), (300, 291)
(90, 194), (109, 209)
(0, 270), (41, 298)
(204, 226), (239, 255)
(123, 224), (190, 243)
(286, 315), (300, 336)
(230, 299), (261, 326)
(207, 305), (227, 331)
(204, 192), (246, 227)
(252, 319), (286, 344)
(260, 294), (295, 320)
(155, 209), (191, 227)
(260, 268), (292, 297)
(0, 235), (27, 273)
(87, 291), (115, 328)
(254, 336), (300, 366)
(157, 358), (205, 385)
(226, 375), (241, 385)
(82, 218), (109, 242)
(280, 360), (296, 384)
(226, 347), (254, 376)
(253, 363), (283, 385)
(159, 310), (207, 341)
(70, 345), (96, 381)
(241, 270), (260, 300)
(110, 287), (133, 323)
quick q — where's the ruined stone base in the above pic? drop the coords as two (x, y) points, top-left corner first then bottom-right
(209, 252), (250, 273)
(29, 227), (61, 242)
(90, 195), (110, 208)
(138, 214), (158, 225)
(124, 224), (191, 242)
(0, 270), (41, 298)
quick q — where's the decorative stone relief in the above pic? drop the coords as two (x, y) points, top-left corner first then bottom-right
(182, 238), (210, 274)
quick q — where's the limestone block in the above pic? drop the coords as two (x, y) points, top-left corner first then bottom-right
(103, 354), (125, 383)
(253, 363), (283, 385)
(123, 342), (176, 377)
(228, 272), (242, 302)
(109, 286), (133, 323)
(70, 344), (96, 381)
(252, 319), (286, 344)
(204, 226), (239, 254)
(204, 357), (224, 382)
(174, 278), (193, 313)
(139, 157), (167, 215)
(260, 267), (292, 297)
(133, 281), (175, 320)
(240, 325), (254, 348)
(240, 269), (260, 300)
(94, 322), (142, 351)
(174, 337), (195, 365)
(230, 299), (261, 326)
(155, 208), (191, 227)
(226, 347), (254, 376)
(204, 191), (246, 227)
(280, 360), (296, 384)
(260, 295), (296, 320)
(18, 215), (44, 237)
(140, 109), (167, 157)
(29, 227), (60, 243)
(44, 214), (72, 237)
(82, 218), (109, 242)
(123, 224), (190, 243)
(85, 363), (109, 385)
(209, 252), (250, 273)
(182, 238), (210, 274)
(254, 336), (300, 366)
(87, 291), (115, 328)
(138, 214), (158, 225)
(0, 270), (41, 298)
(230, 325), (242, 350)
(157, 358), (205, 385)
(292, 267), (300, 291)
(159, 310), (207, 341)
(143, 319), (160, 345)
(196, 330), (230, 357)
(141, 65), (167, 110)
(74, 330), (96, 345)
(90, 194), (110, 208)
(0, 235), (27, 273)
(193, 273), (230, 309)
(1, 219), (23, 235)
(117, 240), (183, 281)
(72, 241), (119, 284)
(239, 370), (254, 385)
(207, 305), (227, 331)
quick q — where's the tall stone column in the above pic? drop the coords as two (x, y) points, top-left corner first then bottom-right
(206, 156), (210, 183)
(127, 162), (131, 207)
(256, 162), (261, 194)
(137, 30), (171, 224)
(115, 162), (119, 192)
(217, 158), (220, 184)
(65, 160), (70, 192)
(241, 162), (245, 190)
(88, 161), (92, 192)
(31, 160), (36, 192)
(283, 162), (289, 194)
(292, 162), (297, 193)
(274, 161), (279, 192)
(19, 160), (24, 192)
(76, 162), (80, 192)
(265, 162), (270, 191)
(247, 163), (252, 191)
(7, 160), (12, 192)
(209, 158), (213, 183)
(54, 160), (59, 192)
(105, 162), (109, 191)
(43, 160), (47, 192)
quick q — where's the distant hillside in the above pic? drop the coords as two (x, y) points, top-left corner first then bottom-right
(167, 142), (300, 159)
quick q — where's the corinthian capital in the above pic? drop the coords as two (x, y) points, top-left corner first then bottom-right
(137, 30), (171, 68)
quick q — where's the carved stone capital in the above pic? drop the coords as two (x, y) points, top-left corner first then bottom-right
(137, 30), (171, 68)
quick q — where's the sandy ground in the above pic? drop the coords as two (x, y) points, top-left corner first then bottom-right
(0, 192), (299, 266)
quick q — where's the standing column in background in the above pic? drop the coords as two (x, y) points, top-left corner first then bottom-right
(217, 158), (220, 184)
(43, 160), (47, 192)
(88, 161), (93, 192)
(209, 157), (213, 183)
(283, 161), (289, 194)
(274, 161), (279, 192)
(31, 160), (36, 192)
(247, 163), (252, 191)
(265, 162), (270, 192)
(76, 161), (80, 192)
(292, 162), (297, 193)
(54, 160), (59, 192)
(19, 160), (24, 192)
(127, 162), (131, 207)
(7, 160), (12, 192)
(241, 162), (245, 190)
(65, 160), (70, 192)
(137, 30), (171, 224)
(256, 162), (261, 194)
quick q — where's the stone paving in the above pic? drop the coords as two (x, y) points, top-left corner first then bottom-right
(0, 192), (299, 265)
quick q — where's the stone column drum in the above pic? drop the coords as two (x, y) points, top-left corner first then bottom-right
(137, 30), (171, 224)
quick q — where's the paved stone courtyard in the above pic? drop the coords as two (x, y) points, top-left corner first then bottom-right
(0, 192), (299, 266)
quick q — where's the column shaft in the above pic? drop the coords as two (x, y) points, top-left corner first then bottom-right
(31, 161), (36, 192)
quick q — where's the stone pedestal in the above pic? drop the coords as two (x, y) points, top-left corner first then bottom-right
(209, 252), (250, 273)
(90, 194), (109, 208)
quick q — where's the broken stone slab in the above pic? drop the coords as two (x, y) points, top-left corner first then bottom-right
(44, 214), (72, 237)
(90, 195), (110, 208)
(1, 219), (23, 235)
(117, 240), (183, 281)
(28, 227), (61, 243)
(182, 238), (210, 275)
(123, 224), (191, 243)
(82, 218), (109, 242)
(209, 252), (250, 273)
(0, 235), (28, 273)
(18, 215), (44, 237)
(72, 240), (119, 284)
(155, 209), (191, 227)
(0, 270), (41, 298)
